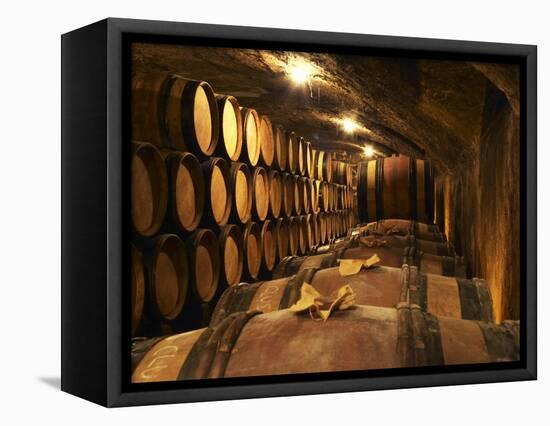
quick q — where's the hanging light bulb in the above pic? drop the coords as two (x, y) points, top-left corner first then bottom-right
(342, 118), (358, 134)
(363, 145), (375, 158)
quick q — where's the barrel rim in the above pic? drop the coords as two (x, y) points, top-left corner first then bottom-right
(205, 156), (232, 226)
(259, 115), (275, 167)
(229, 161), (252, 224)
(252, 166), (270, 221)
(219, 224), (244, 287)
(171, 151), (205, 232)
(243, 221), (263, 280)
(150, 234), (189, 321)
(261, 219), (277, 271)
(216, 94), (243, 162)
(240, 107), (261, 166)
(187, 228), (220, 303)
(130, 244), (145, 335)
(131, 141), (168, 237)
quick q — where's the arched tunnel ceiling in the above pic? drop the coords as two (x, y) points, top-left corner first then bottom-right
(132, 43), (520, 175)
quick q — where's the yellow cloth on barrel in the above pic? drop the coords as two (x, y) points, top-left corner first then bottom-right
(338, 254), (381, 277)
(288, 283), (355, 321)
(359, 237), (388, 248)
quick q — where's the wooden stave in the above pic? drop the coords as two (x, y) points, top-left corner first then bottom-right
(185, 229), (220, 305)
(268, 169), (282, 219)
(258, 115), (275, 168)
(228, 162), (252, 224)
(275, 217), (290, 263)
(287, 216), (301, 256)
(239, 107), (261, 167)
(272, 125), (288, 172)
(286, 131), (299, 174)
(131, 244), (146, 336)
(161, 150), (205, 233)
(214, 94), (243, 162)
(217, 224), (244, 288)
(200, 157), (232, 228)
(260, 219), (278, 275)
(281, 172), (294, 218)
(131, 141), (169, 237)
(251, 166), (270, 222)
(242, 221), (262, 281)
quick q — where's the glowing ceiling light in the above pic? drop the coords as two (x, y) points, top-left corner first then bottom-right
(286, 58), (316, 86)
(342, 118), (358, 134)
(363, 145), (375, 158)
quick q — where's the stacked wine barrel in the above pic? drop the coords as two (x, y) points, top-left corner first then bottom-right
(131, 218), (519, 382)
(130, 74), (518, 381)
(130, 74), (354, 337)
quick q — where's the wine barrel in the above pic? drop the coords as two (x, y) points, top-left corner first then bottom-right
(281, 173), (294, 217)
(131, 142), (168, 237)
(131, 244), (145, 336)
(215, 95), (243, 161)
(288, 216), (300, 256)
(334, 160), (351, 185)
(243, 222), (262, 281)
(364, 219), (446, 242)
(325, 212), (334, 242)
(273, 241), (466, 278)
(309, 179), (319, 213)
(251, 167), (269, 221)
(301, 177), (311, 214)
(308, 213), (320, 248)
(218, 225), (243, 287)
(359, 234), (455, 256)
(318, 212), (327, 245)
(287, 131), (299, 173)
(200, 157), (232, 227)
(186, 229), (220, 304)
(272, 125), (287, 172)
(304, 141), (314, 178)
(314, 150), (332, 182)
(239, 107), (261, 166)
(210, 264), (493, 326)
(268, 169), (282, 219)
(140, 234), (189, 327)
(297, 137), (306, 176)
(357, 155), (435, 223)
(332, 184), (339, 211)
(162, 151), (204, 233)
(292, 174), (303, 215)
(319, 181), (330, 212)
(132, 74), (218, 156)
(228, 162), (252, 224)
(132, 307), (518, 382)
(260, 220), (277, 274)
(275, 218), (289, 263)
(297, 215), (307, 255)
(258, 115), (275, 167)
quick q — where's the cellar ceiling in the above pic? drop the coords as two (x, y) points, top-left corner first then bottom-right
(132, 43), (519, 175)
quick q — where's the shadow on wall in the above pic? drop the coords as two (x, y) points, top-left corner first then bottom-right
(436, 81), (520, 323)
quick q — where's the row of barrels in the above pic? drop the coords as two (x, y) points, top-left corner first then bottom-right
(357, 155), (435, 224)
(132, 73), (349, 183)
(131, 210), (351, 336)
(131, 219), (519, 382)
(132, 142), (353, 237)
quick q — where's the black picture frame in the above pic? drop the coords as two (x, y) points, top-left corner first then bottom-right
(61, 17), (537, 407)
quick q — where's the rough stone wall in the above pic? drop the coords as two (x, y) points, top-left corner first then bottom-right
(438, 81), (520, 322)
